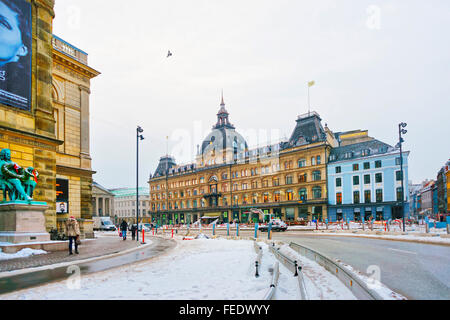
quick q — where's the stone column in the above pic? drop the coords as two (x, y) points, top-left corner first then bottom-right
(95, 196), (99, 216)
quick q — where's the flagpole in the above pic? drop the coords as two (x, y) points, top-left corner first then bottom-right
(308, 83), (310, 116)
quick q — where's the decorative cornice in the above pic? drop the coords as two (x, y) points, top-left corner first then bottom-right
(32, 0), (55, 18)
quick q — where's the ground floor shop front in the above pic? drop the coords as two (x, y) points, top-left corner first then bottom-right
(327, 202), (410, 222)
(149, 202), (328, 225)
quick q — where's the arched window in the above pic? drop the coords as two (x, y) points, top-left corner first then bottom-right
(312, 186), (322, 199)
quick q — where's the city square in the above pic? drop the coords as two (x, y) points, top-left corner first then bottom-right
(0, 0), (449, 313)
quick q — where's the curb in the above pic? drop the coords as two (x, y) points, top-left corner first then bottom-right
(0, 236), (171, 279)
(284, 232), (450, 247)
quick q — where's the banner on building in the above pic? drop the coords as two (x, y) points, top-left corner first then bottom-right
(56, 178), (69, 214)
(0, 0), (32, 110)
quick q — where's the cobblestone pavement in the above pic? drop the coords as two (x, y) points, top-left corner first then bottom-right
(0, 233), (140, 272)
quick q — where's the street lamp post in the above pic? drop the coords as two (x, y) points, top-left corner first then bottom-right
(398, 122), (407, 232)
(136, 126), (144, 241)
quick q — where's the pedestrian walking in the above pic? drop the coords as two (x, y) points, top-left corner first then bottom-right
(120, 220), (128, 240)
(131, 224), (137, 240)
(65, 216), (80, 255)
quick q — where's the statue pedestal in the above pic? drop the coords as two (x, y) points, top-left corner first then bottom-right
(0, 201), (50, 244)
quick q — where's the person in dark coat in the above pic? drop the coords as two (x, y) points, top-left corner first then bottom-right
(131, 224), (137, 240)
(120, 220), (128, 240)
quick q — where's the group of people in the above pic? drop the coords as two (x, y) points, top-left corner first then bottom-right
(119, 220), (138, 241)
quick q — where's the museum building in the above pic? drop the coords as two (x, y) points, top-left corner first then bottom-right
(0, 0), (99, 238)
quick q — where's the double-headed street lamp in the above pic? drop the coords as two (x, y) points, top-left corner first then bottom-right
(136, 126), (144, 241)
(397, 122), (407, 232)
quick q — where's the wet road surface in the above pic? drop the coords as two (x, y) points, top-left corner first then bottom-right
(0, 237), (176, 295)
(271, 233), (450, 300)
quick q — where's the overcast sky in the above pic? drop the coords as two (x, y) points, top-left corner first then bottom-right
(53, 0), (450, 189)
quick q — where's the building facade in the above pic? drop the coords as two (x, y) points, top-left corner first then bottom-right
(327, 138), (410, 221)
(92, 181), (114, 217)
(0, 1), (99, 237)
(111, 187), (150, 224)
(149, 98), (336, 225)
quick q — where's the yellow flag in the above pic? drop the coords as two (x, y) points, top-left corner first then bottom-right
(308, 81), (315, 87)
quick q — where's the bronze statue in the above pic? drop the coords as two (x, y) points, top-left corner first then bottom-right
(0, 148), (38, 201)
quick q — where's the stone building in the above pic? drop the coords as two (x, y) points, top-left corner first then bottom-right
(148, 97), (336, 225)
(0, 0), (99, 238)
(111, 187), (150, 225)
(92, 181), (114, 218)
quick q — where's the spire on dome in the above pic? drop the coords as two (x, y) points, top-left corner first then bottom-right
(214, 91), (234, 129)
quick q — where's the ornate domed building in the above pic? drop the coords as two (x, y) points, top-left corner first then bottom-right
(199, 95), (248, 167)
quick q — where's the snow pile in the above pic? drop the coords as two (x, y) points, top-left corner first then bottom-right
(336, 259), (407, 300)
(275, 244), (356, 300)
(195, 233), (210, 239)
(1, 239), (303, 300)
(0, 248), (47, 261)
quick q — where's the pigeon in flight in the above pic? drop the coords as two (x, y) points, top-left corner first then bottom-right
(167, 50), (172, 58)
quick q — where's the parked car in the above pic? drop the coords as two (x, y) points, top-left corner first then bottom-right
(259, 219), (287, 232)
(138, 223), (151, 232)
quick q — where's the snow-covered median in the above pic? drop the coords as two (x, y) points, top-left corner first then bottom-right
(275, 244), (356, 300)
(0, 248), (47, 261)
(0, 238), (358, 300)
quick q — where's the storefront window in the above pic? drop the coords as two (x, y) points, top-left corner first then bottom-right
(286, 208), (295, 221)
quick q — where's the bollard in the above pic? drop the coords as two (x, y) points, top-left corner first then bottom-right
(236, 223), (239, 237)
(142, 229), (145, 244)
(255, 261), (259, 278)
(254, 223), (258, 239)
(268, 222), (272, 240)
(212, 223), (216, 236)
(315, 220), (318, 231)
(370, 220), (373, 231)
(325, 219), (328, 230)
(172, 228), (174, 238)
(294, 261), (298, 277)
(425, 223), (430, 233)
(347, 219), (350, 230)
(152, 228), (154, 236)
(362, 217), (365, 231)
(227, 223), (230, 236)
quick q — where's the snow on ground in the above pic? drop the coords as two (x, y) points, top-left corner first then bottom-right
(0, 248), (47, 261)
(336, 259), (407, 300)
(273, 244), (356, 300)
(0, 239), (306, 300)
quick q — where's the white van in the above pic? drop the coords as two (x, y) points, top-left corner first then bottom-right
(93, 217), (116, 231)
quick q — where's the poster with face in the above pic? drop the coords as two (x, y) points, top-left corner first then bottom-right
(0, 0), (31, 111)
(56, 202), (68, 214)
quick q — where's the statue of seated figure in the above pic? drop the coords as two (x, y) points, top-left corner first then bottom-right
(0, 149), (35, 201)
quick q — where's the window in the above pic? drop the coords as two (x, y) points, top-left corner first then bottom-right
(396, 187), (403, 201)
(262, 180), (268, 188)
(375, 160), (382, 168)
(286, 175), (293, 185)
(363, 162), (370, 170)
(312, 170), (321, 181)
(298, 159), (306, 168)
(375, 173), (382, 183)
(286, 190), (293, 201)
(298, 173), (307, 183)
(353, 164), (359, 171)
(353, 176), (360, 185)
(299, 189), (307, 202)
(311, 157), (316, 166)
(312, 186), (322, 199)
(364, 174), (371, 184)
(376, 189), (383, 202)
(336, 192), (342, 205)
(263, 193), (269, 203)
(242, 183), (248, 190)
(336, 177), (342, 187)
(317, 156), (321, 165)
(353, 191), (360, 204)
(252, 194), (258, 204)
(274, 192), (281, 202)
(243, 194), (249, 204)
(335, 166), (341, 174)
(364, 190), (371, 203)
(395, 157), (401, 165)
(396, 171), (403, 181)
(273, 178), (280, 186)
